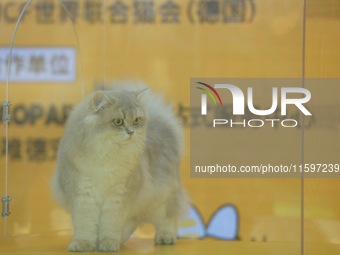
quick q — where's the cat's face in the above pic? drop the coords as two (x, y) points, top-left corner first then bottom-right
(85, 90), (147, 146)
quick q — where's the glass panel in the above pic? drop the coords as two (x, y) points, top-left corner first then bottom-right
(0, 0), (86, 237)
(0, 0), (339, 254)
(305, 0), (340, 253)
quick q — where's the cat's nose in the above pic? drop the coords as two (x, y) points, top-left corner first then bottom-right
(127, 130), (134, 136)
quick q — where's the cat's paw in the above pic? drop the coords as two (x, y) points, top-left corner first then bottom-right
(98, 238), (120, 252)
(155, 233), (176, 245)
(68, 239), (96, 252)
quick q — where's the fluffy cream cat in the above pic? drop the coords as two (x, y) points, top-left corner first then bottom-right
(52, 82), (187, 252)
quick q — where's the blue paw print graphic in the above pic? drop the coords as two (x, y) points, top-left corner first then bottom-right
(178, 204), (239, 240)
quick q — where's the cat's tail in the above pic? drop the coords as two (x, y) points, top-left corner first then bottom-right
(178, 187), (191, 218)
(167, 184), (191, 222)
(51, 170), (66, 207)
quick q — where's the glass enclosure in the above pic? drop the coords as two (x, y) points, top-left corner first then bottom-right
(0, 0), (339, 254)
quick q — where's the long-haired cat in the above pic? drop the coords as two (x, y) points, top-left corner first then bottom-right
(52, 82), (187, 252)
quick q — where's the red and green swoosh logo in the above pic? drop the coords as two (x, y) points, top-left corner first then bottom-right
(196, 82), (223, 106)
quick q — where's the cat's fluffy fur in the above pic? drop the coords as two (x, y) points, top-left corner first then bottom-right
(52, 82), (187, 252)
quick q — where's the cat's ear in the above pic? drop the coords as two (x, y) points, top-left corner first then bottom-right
(90, 91), (113, 113)
(135, 88), (148, 99)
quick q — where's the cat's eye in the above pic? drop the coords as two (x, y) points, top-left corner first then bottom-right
(112, 118), (124, 127)
(133, 117), (141, 125)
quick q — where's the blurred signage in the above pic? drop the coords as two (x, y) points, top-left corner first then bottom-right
(0, 0), (255, 24)
(0, 47), (76, 82)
